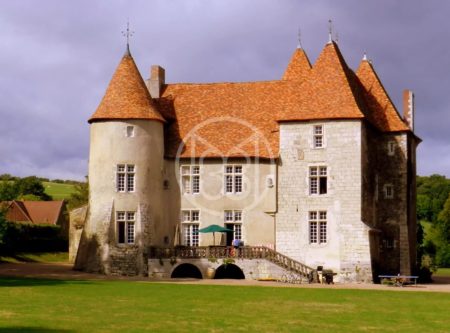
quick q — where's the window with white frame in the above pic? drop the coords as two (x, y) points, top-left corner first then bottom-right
(309, 166), (327, 195)
(225, 165), (243, 194)
(181, 165), (200, 194)
(224, 210), (242, 240)
(117, 211), (135, 244)
(181, 210), (200, 246)
(313, 125), (324, 148)
(387, 141), (396, 156)
(384, 184), (394, 199)
(309, 211), (327, 244)
(116, 164), (135, 192)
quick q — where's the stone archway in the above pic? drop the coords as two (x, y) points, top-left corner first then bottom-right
(214, 264), (245, 279)
(171, 263), (203, 279)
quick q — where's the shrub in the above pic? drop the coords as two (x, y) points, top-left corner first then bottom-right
(0, 221), (67, 254)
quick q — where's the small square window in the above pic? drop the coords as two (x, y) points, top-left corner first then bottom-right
(126, 126), (135, 137)
(387, 141), (396, 156)
(384, 184), (394, 199)
(313, 125), (324, 148)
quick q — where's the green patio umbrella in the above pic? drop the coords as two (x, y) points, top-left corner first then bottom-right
(198, 224), (233, 246)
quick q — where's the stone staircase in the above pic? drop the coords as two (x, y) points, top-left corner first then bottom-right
(148, 245), (314, 280)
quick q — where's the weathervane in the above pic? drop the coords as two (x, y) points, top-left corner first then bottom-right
(328, 19), (333, 43)
(121, 20), (134, 52)
(297, 28), (302, 49)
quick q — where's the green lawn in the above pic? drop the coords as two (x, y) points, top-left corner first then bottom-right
(43, 182), (76, 200)
(0, 252), (68, 264)
(0, 278), (449, 332)
(435, 268), (450, 277)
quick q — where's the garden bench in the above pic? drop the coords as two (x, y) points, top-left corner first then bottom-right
(378, 275), (419, 287)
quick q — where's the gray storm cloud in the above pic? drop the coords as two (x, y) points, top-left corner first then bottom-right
(0, 0), (448, 180)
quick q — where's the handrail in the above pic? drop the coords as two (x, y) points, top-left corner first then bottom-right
(148, 246), (314, 278)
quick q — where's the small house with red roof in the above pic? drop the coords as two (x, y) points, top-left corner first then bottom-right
(3, 200), (68, 237)
(74, 38), (419, 282)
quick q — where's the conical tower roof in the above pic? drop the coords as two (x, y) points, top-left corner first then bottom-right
(89, 51), (165, 123)
(282, 48), (311, 82)
(356, 59), (409, 132)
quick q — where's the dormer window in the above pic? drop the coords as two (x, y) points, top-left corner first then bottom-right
(313, 125), (324, 148)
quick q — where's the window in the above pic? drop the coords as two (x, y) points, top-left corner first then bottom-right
(117, 211), (135, 244)
(117, 164), (135, 192)
(181, 210), (200, 246)
(313, 125), (324, 148)
(224, 210), (242, 240)
(309, 211), (327, 244)
(181, 165), (200, 194)
(387, 141), (396, 156)
(384, 184), (394, 199)
(126, 126), (135, 137)
(225, 165), (243, 194)
(309, 166), (327, 195)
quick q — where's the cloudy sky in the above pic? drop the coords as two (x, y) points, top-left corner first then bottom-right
(0, 0), (449, 180)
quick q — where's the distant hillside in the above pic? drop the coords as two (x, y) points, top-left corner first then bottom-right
(43, 182), (77, 200)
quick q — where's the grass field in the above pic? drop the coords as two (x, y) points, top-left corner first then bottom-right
(0, 278), (449, 333)
(0, 252), (68, 264)
(43, 182), (76, 200)
(435, 267), (450, 276)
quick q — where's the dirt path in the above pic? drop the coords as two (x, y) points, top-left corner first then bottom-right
(1, 262), (450, 293)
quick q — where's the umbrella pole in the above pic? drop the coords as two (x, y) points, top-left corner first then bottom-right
(213, 232), (215, 246)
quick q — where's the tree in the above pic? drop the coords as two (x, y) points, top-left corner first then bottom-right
(436, 193), (450, 267)
(0, 209), (7, 246)
(67, 179), (89, 211)
(13, 176), (52, 201)
(0, 181), (19, 201)
(417, 175), (450, 223)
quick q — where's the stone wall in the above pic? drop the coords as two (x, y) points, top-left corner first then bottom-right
(68, 205), (88, 263)
(149, 258), (297, 281)
(277, 120), (372, 282)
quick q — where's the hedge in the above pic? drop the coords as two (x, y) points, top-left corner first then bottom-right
(0, 221), (67, 254)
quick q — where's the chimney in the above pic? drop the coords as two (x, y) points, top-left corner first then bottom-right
(148, 65), (165, 99)
(403, 89), (414, 131)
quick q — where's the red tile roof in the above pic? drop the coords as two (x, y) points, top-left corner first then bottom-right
(89, 53), (165, 123)
(356, 59), (409, 132)
(22, 201), (65, 225)
(3, 200), (65, 225)
(91, 42), (412, 158)
(282, 48), (311, 82)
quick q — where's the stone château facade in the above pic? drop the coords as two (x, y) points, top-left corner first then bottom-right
(73, 38), (420, 282)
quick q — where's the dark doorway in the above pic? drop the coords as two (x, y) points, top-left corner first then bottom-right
(225, 224), (235, 246)
(214, 264), (245, 279)
(171, 264), (203, 279)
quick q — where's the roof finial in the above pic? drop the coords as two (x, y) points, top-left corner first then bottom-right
(328, 19), (333, 44)
(335, 31), (339, 43)
(121, 19), (134, 56)
(363, 51), (368, 61)
(297, 28), (302, 49)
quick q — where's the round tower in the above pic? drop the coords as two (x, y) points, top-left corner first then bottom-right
(75, 47), (166, 275)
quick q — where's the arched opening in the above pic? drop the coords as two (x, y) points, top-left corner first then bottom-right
(214, 264), (245, 279)
(171, 263), (203, 279)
